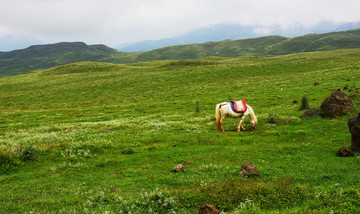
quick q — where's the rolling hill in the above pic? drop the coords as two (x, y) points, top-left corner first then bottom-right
(1, 29), (360, 77)
(0, 42), (120, 77)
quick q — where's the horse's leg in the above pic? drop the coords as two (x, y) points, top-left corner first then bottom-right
(241, 120), (246, 130)
(238, 115), (246, 132)
(220, 115), (226, 132)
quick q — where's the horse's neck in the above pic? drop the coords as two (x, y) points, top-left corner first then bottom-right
(246, 104), (252, 112)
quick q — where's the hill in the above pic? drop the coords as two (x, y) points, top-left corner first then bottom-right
(1, 29), (360, 77)
(0, 49), (359, 213)
(0, 42), (120, 77)
(265, 29), (360, 55)
(134, 35), (288, 61)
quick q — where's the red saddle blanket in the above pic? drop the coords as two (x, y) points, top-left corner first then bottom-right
(230, 100), (247, 113)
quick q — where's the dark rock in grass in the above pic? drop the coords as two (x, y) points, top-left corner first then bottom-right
(301, 108), (321, 118)
(199, 203), (220, 214)
(240, 162), (261, 177)
(348, 112), (360, 152)
(320, 91), (353, 118)
(336, 147), (354, 157)
(121, 148), (135, 155)
(314, 81), (320, 85)
(174, 164), (185, 172)
(292, 99), (298, 104)
(148, 146), (156, 150)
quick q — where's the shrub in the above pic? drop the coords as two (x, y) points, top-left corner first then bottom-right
(19, 145), (37, 161)
(268, 113), (278, 124)
(196, 101), (200, 113)
(299, 94), (310, 110)
(121, 148), (135, 155)
(0, 148), (20, 174)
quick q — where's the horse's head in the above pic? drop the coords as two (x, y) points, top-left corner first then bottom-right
(250, 117), (257, 130)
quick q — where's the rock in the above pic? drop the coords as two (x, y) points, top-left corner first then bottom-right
(148, 146), (156, 150)
(320, 91), (353, 118)
(199, 203), (220, 214)
(348, 112), (360, 152)
(314, 81), (320, 85)
(336, 147), (354, 157)
(240, 162), (261, 177)
(301, 108), (321, 118)
(174, 164), (185, 172)
(292, 99), (298, 104)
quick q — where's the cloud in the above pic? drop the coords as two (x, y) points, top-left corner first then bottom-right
(0, 0), (359, 51)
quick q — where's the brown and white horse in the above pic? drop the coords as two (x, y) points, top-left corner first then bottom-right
(215, 101), (257, 132)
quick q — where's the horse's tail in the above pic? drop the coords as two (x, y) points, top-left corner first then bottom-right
(215, 104), (221, 131)
(247, 105), (258, 129)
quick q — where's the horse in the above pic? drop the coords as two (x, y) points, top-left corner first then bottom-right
(215, 101), (257, 132)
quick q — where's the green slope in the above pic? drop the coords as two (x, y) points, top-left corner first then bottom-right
(0, 49), (360, 213)
(265, 29), (360, 55)
(135, 35), (287, 61)
(0, 42), (122, 77)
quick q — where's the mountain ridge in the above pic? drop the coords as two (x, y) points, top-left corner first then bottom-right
(1, 29), (360, 77)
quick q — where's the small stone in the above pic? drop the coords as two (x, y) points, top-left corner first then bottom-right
(240, 162), (261, 177)
(174, 164), (185, 172)
(292, 99), (298, 104)
(199, 203), (220, 214)
(314, 81), (320, 85)
(336, 147), (354, 157)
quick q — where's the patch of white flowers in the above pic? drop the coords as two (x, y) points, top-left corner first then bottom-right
(61, 148), (94, 159)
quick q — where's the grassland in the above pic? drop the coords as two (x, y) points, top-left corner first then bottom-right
(0, 49), (360, 213)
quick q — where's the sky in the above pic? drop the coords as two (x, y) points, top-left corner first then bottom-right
(1, 0), (360, 51)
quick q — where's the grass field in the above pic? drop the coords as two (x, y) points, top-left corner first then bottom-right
(0, 49), (360, 213)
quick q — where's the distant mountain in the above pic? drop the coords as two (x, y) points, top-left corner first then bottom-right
(117, 21), (359, 52)
(117, 24), (261, 52)
(336, 22), (360, 31)
(116, 22), (336, 52)
(0, 42), (119, 77)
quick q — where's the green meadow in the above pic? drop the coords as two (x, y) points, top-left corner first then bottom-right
(0, 49), (360, 213)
